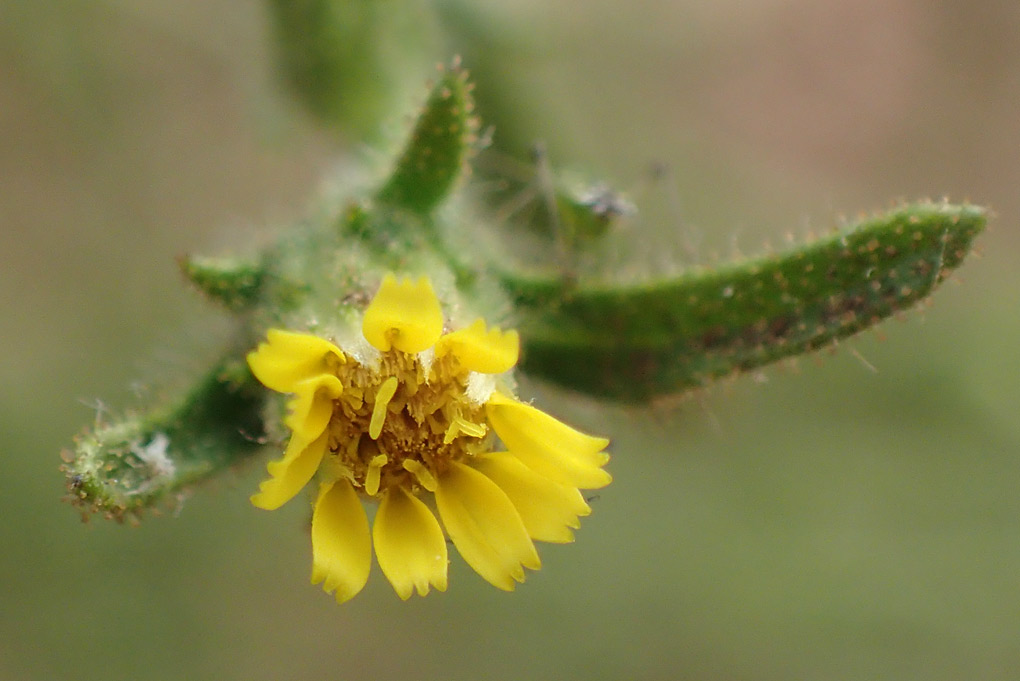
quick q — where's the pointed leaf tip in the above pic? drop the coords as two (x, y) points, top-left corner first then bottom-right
(377, 59), (478, 215)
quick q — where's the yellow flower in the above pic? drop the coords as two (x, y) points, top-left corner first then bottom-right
(247, 274), (611, 602)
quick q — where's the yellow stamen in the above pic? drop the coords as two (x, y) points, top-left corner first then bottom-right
(370, 377), (399, 440)
(442, 421), (458, 444)
(443, 416), (487, 445)
(365, 453), (388, 496)
(457, 418), (487, 438)
(402, 459), (438, 492)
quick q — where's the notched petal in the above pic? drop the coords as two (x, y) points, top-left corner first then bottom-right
(282, 374), (343, 441)
(251, 430), (329, 510)
(374, 486), (449, 599)
(485, 393), (611, 489)
(311, 481), (372, 604)
(471, 452), (591, 543)
(435, 319), (520, 374)
(247, 329), (344, 394)
(362, 274), (443, 354)
(435, 461), (540, 591)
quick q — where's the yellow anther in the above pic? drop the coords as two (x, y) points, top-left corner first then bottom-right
(369, 377), (399, 440)
(443, 422), (458, 444)
(457, 419), (487, 438)
(365, 454), (388, 496)
(443, 416), (487, 444)
(402, 459), (438, 492)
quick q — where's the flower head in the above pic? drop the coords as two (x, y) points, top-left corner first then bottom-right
(247, 274), (610, 602)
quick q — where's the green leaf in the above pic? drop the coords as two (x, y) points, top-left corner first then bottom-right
(376, 62), (478, 216)
(63, 356), (266, 521)
(179, 254), (265, 311)
(504, 202), (987, 402)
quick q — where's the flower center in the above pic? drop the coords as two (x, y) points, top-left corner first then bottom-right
(321, 349), (492, 496)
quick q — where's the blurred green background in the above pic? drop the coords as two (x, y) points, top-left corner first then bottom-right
(3, 1), (1020, 679)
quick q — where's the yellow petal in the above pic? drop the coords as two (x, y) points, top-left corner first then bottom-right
(485, 393), (612, 489)
(311, 480), (372, 604)
(247, 329), (344, 394)
(250, 429), (329, 510)
(282, 374), (342, 443)
(470, 452), (591, 543)
(373, 486), (449, 600)
(435, 460), (540, 591)
(435, 319), (520, 374)
(361, 274), (444, 354)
